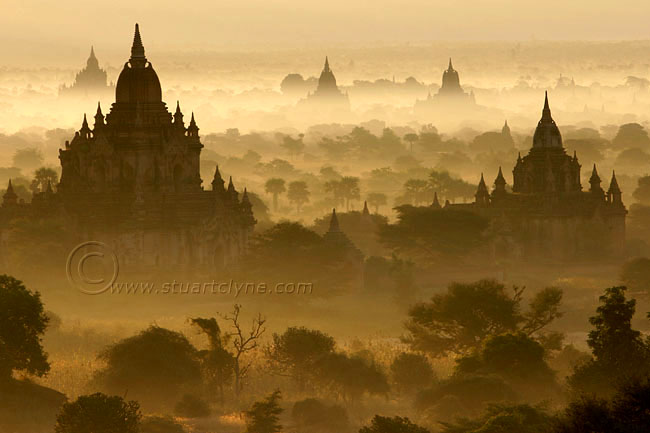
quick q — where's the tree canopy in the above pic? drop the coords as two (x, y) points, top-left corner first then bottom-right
(0, 274), (50, 380)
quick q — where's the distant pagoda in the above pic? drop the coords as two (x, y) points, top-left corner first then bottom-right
(414, 58), (475, 115)
(299, 56), (350, 110)
(60, 46), (114, 97)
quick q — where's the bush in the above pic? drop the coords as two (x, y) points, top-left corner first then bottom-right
(54, 393), (140, 433)
(174, 394), (211, 418)
(390, 353), (435, 393)
(291, 398), (350, 433)
(93, 326), (201, 410)
(140, 415), (186, 433)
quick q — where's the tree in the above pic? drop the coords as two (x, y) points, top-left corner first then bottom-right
(315, 352), (389, 402)
(324, 179), (346, 207)
(455, 333), (556, 392)
(266, 327), (335, 390)
(281, 73), (308, 96)
(555, 380), (650, 433)
(569, 286), (650, 396)
(440, 403), (555, 433)
(632, 176), (650, 205)
(287, 181), (310, 212)
(54, 393), (141, 433)
(366, 192), (387, 213)
(359, 415), (429, 433)
(30, 166), (58, 194)
(280, 134), (305, 159)
(12, 147), (44, 171)
(429, 170), (476, 203)
(291, 398), (350, 433)
(221, 304), (266, 399)
(403, 133), (419, 153)
(404, 280), (563, 357)
(174, 394), (210, 418)
(265, 178), (286, 212)
(190, 317), (235, 403)
(390, 353), (435, 393)
(0, 274), (50, 380)
(403, 179), (431, 205)
(141, 416), (186, 433)
(612, 123), (650, 150)
(378, 206), (490, 263)
(245, 389), (283, 433)
(93, 326), (202, 409)
(620, 258), (650, 293)
(339, 176), (361, 210)
(319, 136), (350, 160)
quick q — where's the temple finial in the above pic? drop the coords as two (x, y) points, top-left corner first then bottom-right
(130, 23), (146, 66)
(324, 56), (330, 71)
(328, 208), (340, 232)
(542, 91), (552, 120)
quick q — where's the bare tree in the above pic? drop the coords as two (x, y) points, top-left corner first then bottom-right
(221, 304), (266, 400)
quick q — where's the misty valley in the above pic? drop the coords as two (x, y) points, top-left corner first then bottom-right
(3, 14), (650, 433)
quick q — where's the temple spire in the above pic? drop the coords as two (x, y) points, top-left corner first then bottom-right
(187, 112), (199, 137)
(94, 102), (104, 128)
(212, 165), (225, 192)
(542, 91), (552, 120)
(324, 56), (330, 72)
(475, 173), (490, 205)
(3, 179), (18, 206)
(608, 170), (623, 205)
(448, 57), (453, 71)
(432, 192), (441, 209)
(328, 208), (340, 232)
(173, 101), (184, 127)
(362, 200), (370, 217)
(589, 164), (603, 194)
(130, 23), (146, 67)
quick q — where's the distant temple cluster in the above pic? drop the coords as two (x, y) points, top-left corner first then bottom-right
(60, 47), (114, 96)
(2, 25), (256, 270)
(441, 93), (626, 261)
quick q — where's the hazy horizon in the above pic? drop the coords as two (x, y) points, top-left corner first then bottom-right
(4, 1), (650, 66)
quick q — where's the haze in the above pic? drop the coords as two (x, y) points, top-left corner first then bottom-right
(5, 1), (650, 64)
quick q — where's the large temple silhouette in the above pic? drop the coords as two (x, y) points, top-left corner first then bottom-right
(60, 46), (114, 97)
(443, 93), (626, 262)
(298, 57), (350, 111)
(2, 24), (255, 270)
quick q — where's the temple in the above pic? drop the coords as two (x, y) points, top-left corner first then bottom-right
(417, 58), (475, 106)
(299, 57), (350, 109)
(60, 46), (114, 96)
(3, 24), (255, 271)
(414, 58), (477, 121)
(443, 93), (626, 262)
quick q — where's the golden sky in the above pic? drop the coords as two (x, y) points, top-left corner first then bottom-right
(3, 0), (650, 64)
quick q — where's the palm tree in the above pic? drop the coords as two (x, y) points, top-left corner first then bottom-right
(403, 133), (419, 153)
(339, 176), (360, 211)
(265, 178), (286, 212)
(287, 181), (310, 212)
